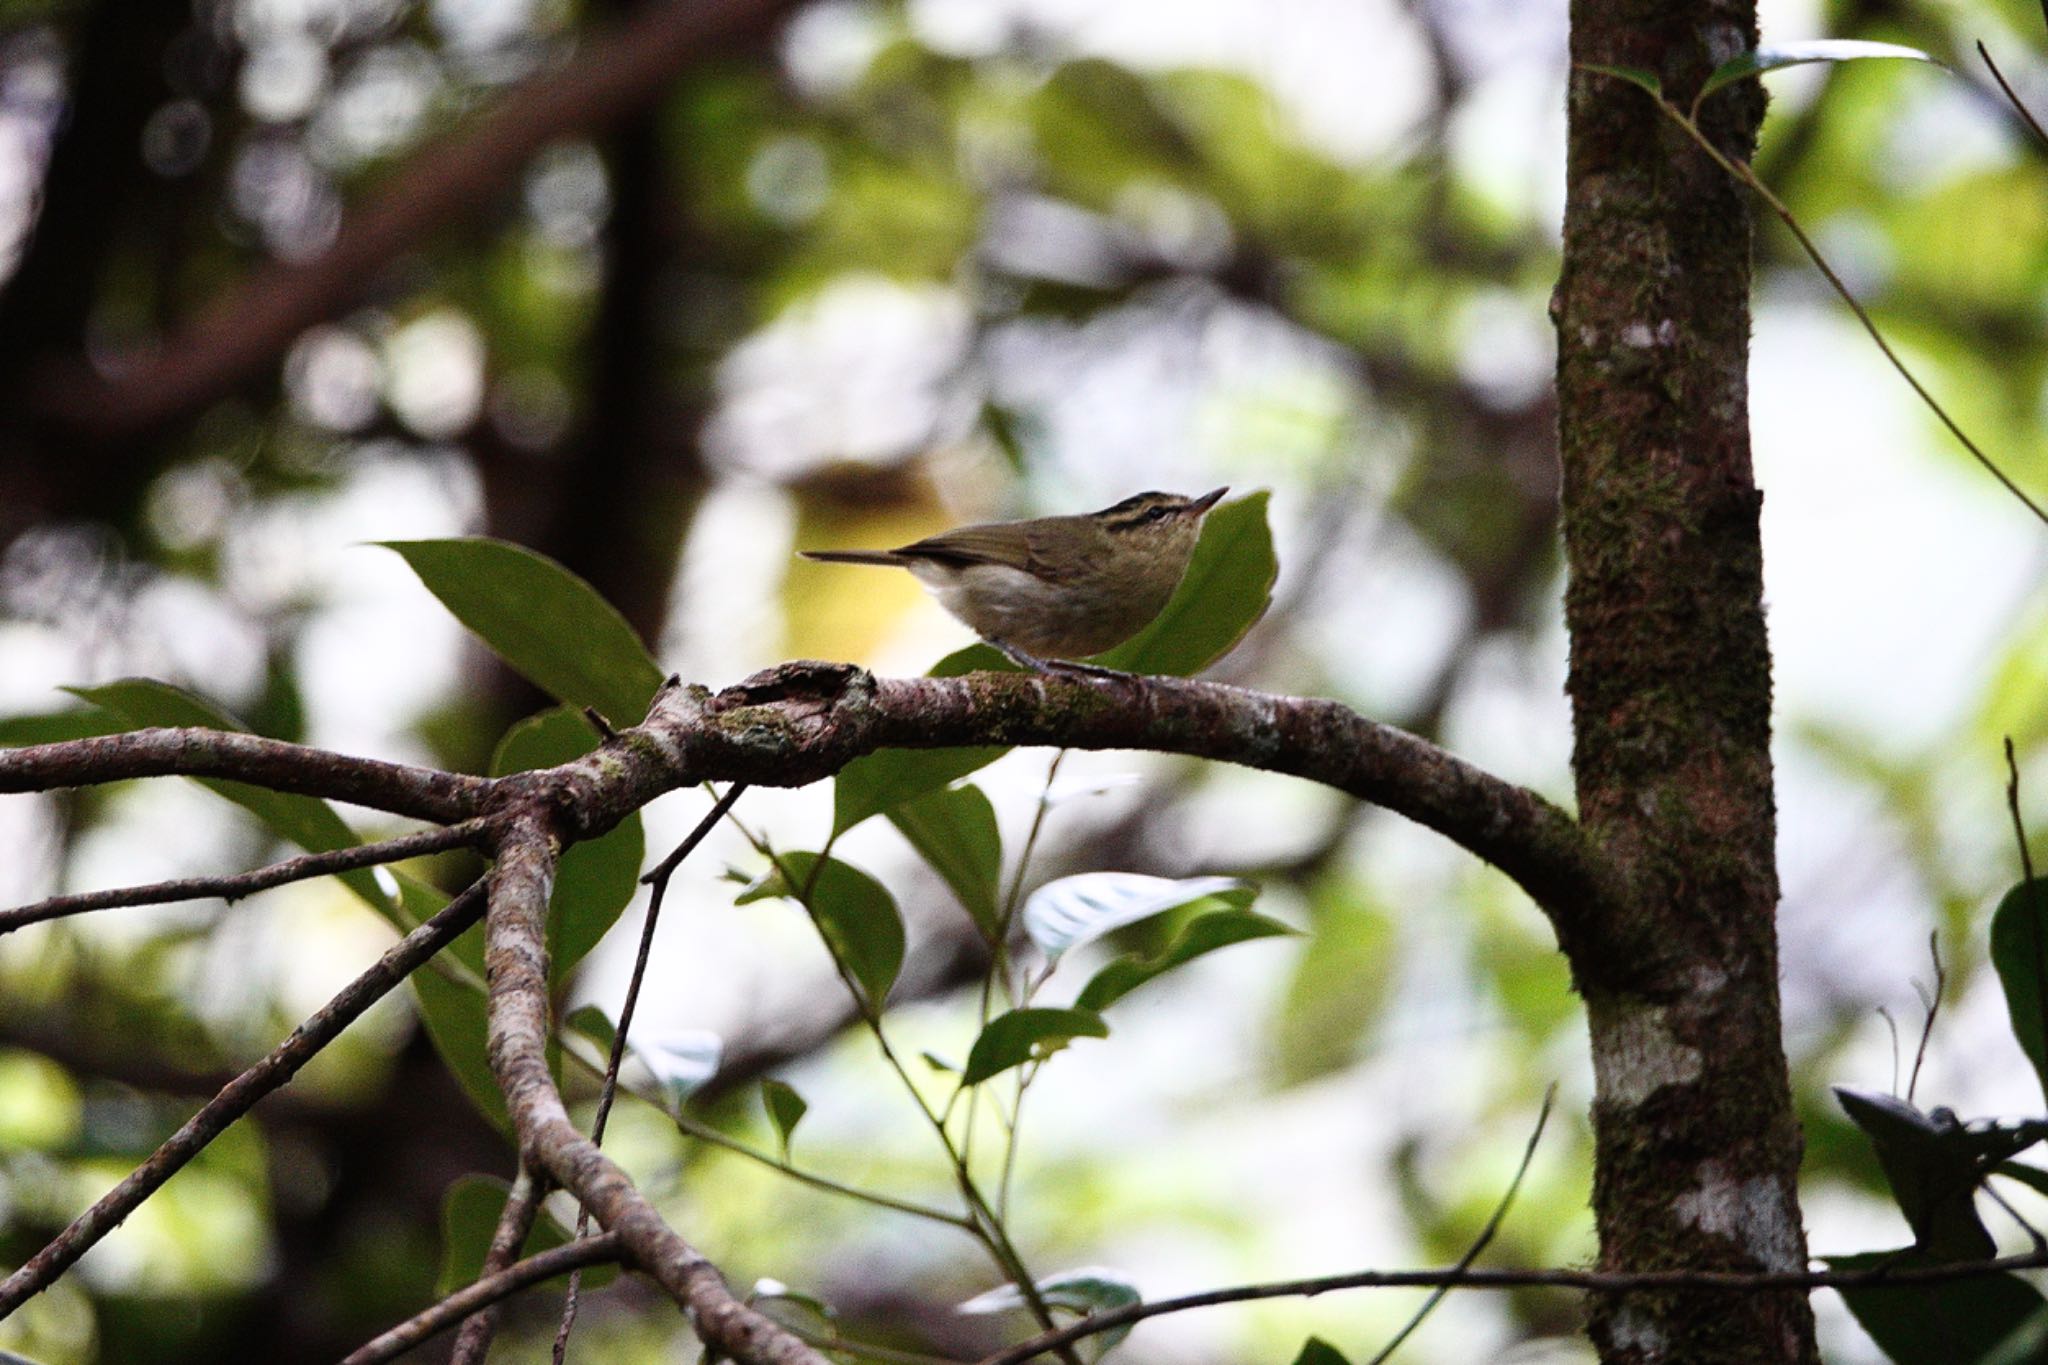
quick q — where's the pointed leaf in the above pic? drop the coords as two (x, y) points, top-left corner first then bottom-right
(1831, 1248), (2046, 1365)
(740, 853), (906, 1007)
(963, 1007), (1109, 1085)
(380, 538), (664, 725)
(889, 782), (1002, 937)
(1077, 907), (1293, 1011)
(631, 1029), (724, 1111)
(1289, 1340), (1353, 1365)
(960, 1266), (1141, 1352)
(0, 707), (122, 747)
(564, 1004), (617, 1053)
(491, 707), (644, 987)
(1993, 879), (2048, 1107)
(1834, 1087), (1994, 1259)
(1578, 63), (1663, 98)
(66, 679), (392, 919)
(1096, 491), (1275, 676)
(1700, 41), (1940, 105)
(1022, 872), (1254, 962)
(761, 1078), (808, 1156)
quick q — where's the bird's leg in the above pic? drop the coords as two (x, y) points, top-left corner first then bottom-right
(990, 640), (1135, 681)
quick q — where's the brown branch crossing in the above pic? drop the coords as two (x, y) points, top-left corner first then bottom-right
(340, 1231), (626, 1365)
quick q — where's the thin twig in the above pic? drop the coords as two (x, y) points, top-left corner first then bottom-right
(338, 1232), (626, 1365)
(554, 782), (749, 1362)
(0, 819), (489, 932)
(1364, 1086), (1555, 1364)
(1622, 77), (2048, 528)
(1907, 933), (1943, 1104)
(1978, 43), (2048, 155)
(978, 1247), (2048, 1365)
(0, 878), (489, 1314)
(451, 1168), (549, 1364)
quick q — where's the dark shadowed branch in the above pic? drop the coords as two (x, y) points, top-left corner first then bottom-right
(0, 879), (489, 1314)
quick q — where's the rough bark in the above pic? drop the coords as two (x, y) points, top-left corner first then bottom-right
(1555, 1), (1817, 1361)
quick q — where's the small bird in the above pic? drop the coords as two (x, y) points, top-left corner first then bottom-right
(801, 488), (1228, 670)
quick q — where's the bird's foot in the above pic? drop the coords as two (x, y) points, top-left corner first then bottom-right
(991, 640), (1135, 681)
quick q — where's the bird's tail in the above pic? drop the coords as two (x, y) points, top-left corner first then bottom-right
(800, 549), (905, 566)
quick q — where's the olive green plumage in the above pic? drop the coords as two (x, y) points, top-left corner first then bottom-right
(801, 488), (1226, 662)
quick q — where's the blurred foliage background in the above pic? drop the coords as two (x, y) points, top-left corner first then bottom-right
(1, 0), (2047, 1360)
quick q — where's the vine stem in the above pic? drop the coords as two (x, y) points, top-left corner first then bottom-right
(1616, 69), (2048, 527)
(727, 811), (1086, 1365)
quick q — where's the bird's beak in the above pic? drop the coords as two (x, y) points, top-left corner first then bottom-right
(1187, 487), (1228, 516)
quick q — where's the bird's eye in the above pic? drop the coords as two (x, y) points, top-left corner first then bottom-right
(1143, 506), (1169, 522)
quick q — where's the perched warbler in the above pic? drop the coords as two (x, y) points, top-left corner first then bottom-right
(801, 488), (1227, 669)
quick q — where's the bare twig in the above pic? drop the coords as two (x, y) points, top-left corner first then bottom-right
(1587, 69), (2048, 528)
(0, 818), (489, 932)
(978, 1248), (2048, 1365)
(339, 1231), (626, 1365)
(1907, 933), (1944, 1104)
(0, 726), (491, 823)
(553, 782), (748, 1361)
(1978, 44), (2048, 156)
(0, 878), (489, 1315)
(1365, 1086), (1555, 1364)
(451, 1168), (549, 1365)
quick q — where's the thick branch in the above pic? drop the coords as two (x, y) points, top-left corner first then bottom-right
(340, 1231), (625, 1365)
(0, 880), (488, 1314)
(481, 810), (828, 1364)
(540, 665), (1612, 947)
(0, 727), (492, 823)
(0, 819), (488, 931)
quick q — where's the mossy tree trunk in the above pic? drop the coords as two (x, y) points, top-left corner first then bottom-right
(1554, 1), (1819, 1361)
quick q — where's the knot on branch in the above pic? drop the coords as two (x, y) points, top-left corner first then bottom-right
(713, 660), (873, 715)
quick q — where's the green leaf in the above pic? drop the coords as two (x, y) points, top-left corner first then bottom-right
(413, 964), (508, 1132)
(959, 1267), (1141, 1352)
(1022, 872), (1255, 961)
(1991, 879), (2048, 1107)
(490, 707), (645, 989)
(0, 707), (122, 747)
(740, 853), (906, 1007)
(1834, 1087), (1996, 1260)
(436, 1174), (613, 1296)
(888, 783), (1002, 938)
(1095, 490), (1276, 676)
(380, 538), (664, 725)
(1831, 1248), (2047, 1365)
(65, 679), (392, 920)
(1578, 63), (1663, 98)
(1275, 888), (1393, 1086)
(1289, 1340), (1353, 1365)
(1077, 907), (1294, 1011)
(761, 1078), (808, 1156)
(1699, 40), (1940, 106)
(962, 1007), (1109, 1085)
(564, 1003), (617, 1053)
(829, 644), (1016, 836)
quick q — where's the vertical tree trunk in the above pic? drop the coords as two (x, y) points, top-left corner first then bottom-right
(1553, 2), (1819, 1362)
